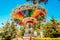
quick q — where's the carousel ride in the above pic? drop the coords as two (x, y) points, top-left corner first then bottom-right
(11, 4), (47, 26)
(11, 0), (47, 38)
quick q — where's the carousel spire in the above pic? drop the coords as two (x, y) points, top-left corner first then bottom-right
(26, 0), (48, 5)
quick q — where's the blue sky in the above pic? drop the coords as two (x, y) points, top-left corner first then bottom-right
(0, 0), (60, 27)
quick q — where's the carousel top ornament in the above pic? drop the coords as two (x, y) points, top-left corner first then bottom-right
(11, 0), (48, 26)
(26, 0), (48, 4)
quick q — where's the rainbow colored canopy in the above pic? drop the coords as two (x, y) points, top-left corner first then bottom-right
(11, 5), (47, 26)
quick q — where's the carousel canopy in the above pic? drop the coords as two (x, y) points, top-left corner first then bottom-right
(11, 4), (47, 26)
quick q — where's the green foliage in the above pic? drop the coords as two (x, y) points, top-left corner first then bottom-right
(20, 27), (25, 36)
(44, 17), (60, 38)
(0, 21), (18, 40)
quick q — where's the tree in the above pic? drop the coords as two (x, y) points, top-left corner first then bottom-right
(20, 27), (25, 40)
(44, 17), (60, 38)
(0, 21), (19, 40)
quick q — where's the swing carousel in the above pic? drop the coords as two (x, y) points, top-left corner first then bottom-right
(11, 4), (47, 26)
(11, 0), (47, 38)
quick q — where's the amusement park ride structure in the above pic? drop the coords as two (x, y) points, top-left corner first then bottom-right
(11, 0), (48, 39)
(26, 0), (48, 4)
